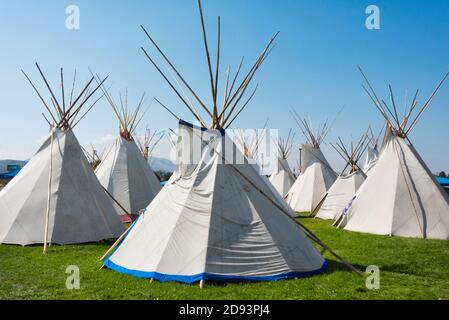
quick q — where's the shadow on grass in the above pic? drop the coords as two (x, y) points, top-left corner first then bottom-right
(325, 259), (367, 276)
(183, 260), (369, 288)
(325, 258), (438, 278)
(378, 263), (442, 278)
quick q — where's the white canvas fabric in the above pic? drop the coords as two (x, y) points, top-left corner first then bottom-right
(363, 146), (379, 175)
(104, 120), (326, 283)
(0, 129), (124, 245)
(339, 136), (449, 239)
(269, 158), (295, 197)
(315, 171), (366, 220)
(96, 137), (161, 218)
(285, 145), (337, 213)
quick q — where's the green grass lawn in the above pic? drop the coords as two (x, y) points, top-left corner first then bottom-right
(1, 217), (448, 300)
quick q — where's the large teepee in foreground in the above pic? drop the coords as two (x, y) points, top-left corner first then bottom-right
(269, 130), (296, 197)
(0, 65), (124, 246)
(337, 67), (449, 239)
(315, 136), (367, 220)
(103, 1), (328, 284)
(95, 89), (161, 222)
(285, 114), (337, 213)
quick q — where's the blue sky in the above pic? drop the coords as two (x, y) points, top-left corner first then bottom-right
(0, 0), (448, 172)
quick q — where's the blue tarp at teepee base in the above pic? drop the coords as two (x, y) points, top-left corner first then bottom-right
(436, 176), (449, 187)
(0, 168), (21, 180)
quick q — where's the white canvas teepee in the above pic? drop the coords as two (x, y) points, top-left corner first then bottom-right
(234, 125), (295, 215)
(269, 130), (296, 197)
(362, 128), (381, 175)
(315, 136), (368, 220)
(94, 90), (161, 222)
(103, 2), (327, 284)
(136, 127), (164, 161)
(83, 144), (105, 170)
(337, 68), (449, 239)
(234, 124), (267, 174)
(0, 65), (124, 246)
(104, 121), (327, 282)
(362, 146), (378, 175)
(285, 115), (337, 213)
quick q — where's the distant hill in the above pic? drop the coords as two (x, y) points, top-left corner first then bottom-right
(149, 157), (176, 173)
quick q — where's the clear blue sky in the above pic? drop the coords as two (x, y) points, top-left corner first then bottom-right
(0, 0), (448, 172)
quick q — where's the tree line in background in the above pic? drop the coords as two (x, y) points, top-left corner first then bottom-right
(438, 171), (449, 178)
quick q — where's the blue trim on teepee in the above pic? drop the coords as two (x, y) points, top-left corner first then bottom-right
(179, 119), (226, 136)
(103, 259), (328, 284)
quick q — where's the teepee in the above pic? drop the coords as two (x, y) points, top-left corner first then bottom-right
(136, 127), (164, 161)
(269, 129), (296, 197)
(315, 136), (368, 220)
(94, 89), (162, 222)
(234, 123), (295, 215)
(362, 127), (381, 175)
(102, 1), (327, 284)
(234, 120), (268, 174)
(83, 144), (104, 170)
(285, 113), (337, 213)
(0, 65), (124, 247)
(337, 67), (449, 239)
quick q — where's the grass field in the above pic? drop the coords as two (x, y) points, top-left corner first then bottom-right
(1, 217), (448, 300)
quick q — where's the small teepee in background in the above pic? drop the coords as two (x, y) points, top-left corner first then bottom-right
(234, 120), (268, 173)
(363, 126), (381, 175)
(269, 129), (296, 197)
(95, 87), (161, 222)
(103, 0), (328, 284)
(285, 112), (337, 213)
(234, 123), (294, 213)
(167, 128), (178, 149)
(0, 64), (124, 247)
(83, 144), (105, 170)
(315, 135), (368, 220)
(338, 67), (449, 239)
(136, 127), (164, 161)
(235, 129), (264, 161)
